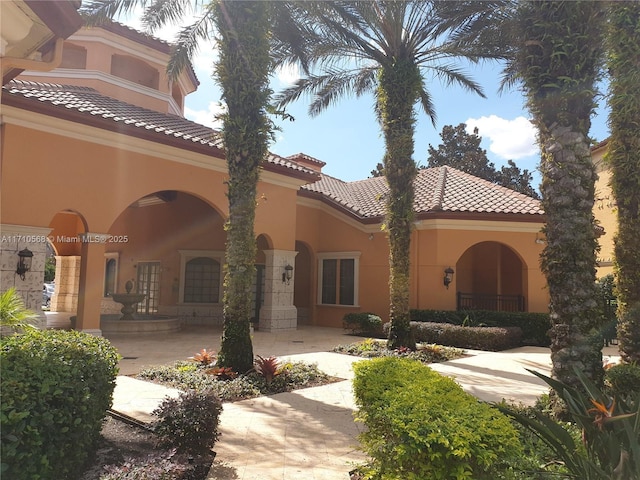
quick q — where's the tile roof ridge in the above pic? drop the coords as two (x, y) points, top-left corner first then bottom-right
(7, 79), (97, 92)
(286, 152), (327, 167)
(431, 166), (447, 211)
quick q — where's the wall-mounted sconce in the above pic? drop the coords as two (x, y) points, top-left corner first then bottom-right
(535, 233), (545, 245)
(282, 264), (294, 285)
(16, 248), (33, 280)
(443, 267), (454, 289)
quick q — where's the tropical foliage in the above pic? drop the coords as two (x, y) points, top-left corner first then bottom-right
(498, 368), (640, 480)
(605, 1), (640, 364)
(510, 0), (606, 391)
(0, 287), (38, 333)
(275, 0), (510, 349)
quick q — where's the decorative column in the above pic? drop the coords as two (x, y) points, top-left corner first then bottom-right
(74, 233), (106, 335)
(51, 255), (81, 312)
(0, 224), (51, 329)
(259, 249), (297, 331)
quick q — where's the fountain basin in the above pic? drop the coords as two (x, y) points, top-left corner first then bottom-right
(100, 314), (181, 335)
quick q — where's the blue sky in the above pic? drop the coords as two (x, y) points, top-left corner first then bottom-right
(124, 14), (610, 189)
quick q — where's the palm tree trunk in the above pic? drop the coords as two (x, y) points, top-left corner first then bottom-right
(540, 124), (603, 389)
(378, 60), (419, 350)
(515, 0), (606, 393)
(607, 2), (640, 364)
(216, 0), (271, 373)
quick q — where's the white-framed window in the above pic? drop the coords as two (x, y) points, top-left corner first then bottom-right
(104, 253), (119, 297)
(179, 250), (224, 304)
(317, 252), (360, 306)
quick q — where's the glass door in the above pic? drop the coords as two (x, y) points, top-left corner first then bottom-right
(136, 262), (160, 314)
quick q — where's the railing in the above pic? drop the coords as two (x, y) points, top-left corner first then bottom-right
(457, 292), (525, 312)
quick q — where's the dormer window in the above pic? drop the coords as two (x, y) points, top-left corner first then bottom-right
(110, 54), (159, 90)
(60, 43), (87, 69)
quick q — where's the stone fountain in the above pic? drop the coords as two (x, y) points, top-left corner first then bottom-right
(100, 280), (181, 335)
(111, 280), (145, 320)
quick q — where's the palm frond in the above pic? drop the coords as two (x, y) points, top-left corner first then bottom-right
(0, 288), (39, 331)
(166, 11), (216, 80)
(80, 0), (150, 26)
(417, 85), (436, 126)
(429, 63), (486, 98)
(141, 0), (197, 32)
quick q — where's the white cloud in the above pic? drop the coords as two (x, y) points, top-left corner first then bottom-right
(184, 102), (226, 130)
(274, 62), (300, 86)
(465, 115), (538, 160)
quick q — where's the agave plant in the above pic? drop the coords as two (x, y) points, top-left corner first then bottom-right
(498, 368), (640, 479)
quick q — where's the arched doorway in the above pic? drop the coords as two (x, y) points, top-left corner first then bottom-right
(456, 241), (527, 311)
(294, 241), (313, 325)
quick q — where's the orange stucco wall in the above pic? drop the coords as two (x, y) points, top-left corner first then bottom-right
(294, 201), (549, 328)
(593, 145), (616, 278)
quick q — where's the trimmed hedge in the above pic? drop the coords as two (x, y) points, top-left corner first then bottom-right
(343, 312), (383, 336)
(410, 309), (551, 346)
(1, 329), (119, 479)
(384, 321), (522, 351)
(352, 357), (522, 479)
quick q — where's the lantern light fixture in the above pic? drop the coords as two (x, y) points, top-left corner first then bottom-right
(282, 264), (294, 284)
(16, 248), (33, 280)
(443, 267), (454, 289)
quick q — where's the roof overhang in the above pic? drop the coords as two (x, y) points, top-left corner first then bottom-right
(2, 0), (83, 84)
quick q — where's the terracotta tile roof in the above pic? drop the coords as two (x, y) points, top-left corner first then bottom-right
(302, 166), (543, 221)
(2, 80), (318, 181)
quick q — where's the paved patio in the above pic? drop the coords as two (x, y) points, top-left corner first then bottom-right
(46, 313), (621, 479)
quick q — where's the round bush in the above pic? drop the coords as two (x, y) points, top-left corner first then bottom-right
(605, 362), (640, 399)
(1, 329), (119, 479)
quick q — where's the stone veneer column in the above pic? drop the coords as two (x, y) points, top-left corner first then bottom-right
(259, 249), (298, 331)
(51, 255), (81, 312)
(74, 233), (107, 335)
(0, 224), (51, 329)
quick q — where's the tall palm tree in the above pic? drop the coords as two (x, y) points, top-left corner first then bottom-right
(81, 0), (307, 372)
(510, 0), (606, 390)
(606, 1), (640, 364)
(274, 0), (509, 349)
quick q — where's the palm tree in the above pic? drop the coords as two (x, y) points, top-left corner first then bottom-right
(606, 1), (640, 364)
(274, 0), (509, 349)
(510, 0), (606, 390)
(81, 0), (305, 372)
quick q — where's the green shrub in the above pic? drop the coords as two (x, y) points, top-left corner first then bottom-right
(410, 309), (551, 346)
(152, 390), (222, 455)
(343, 312), (383, 336)
(333, 338), (464, 362)
(385, 321), (522, 351)
(1, 329), (119, 479)
(605, 362), (640, 399)
(352, 357), (522, 479)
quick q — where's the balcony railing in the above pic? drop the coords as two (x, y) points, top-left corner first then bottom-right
(457, 292), (525, 312)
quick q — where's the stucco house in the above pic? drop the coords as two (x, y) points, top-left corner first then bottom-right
(1, 18), (550, 335)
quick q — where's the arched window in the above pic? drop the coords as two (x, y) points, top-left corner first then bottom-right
(104, 257), (117, 297)
(183, 257), (220, 303)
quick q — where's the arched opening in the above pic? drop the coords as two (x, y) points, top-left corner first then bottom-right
(110, 54), (159, 90)
(104, 190), (227, 325)
(251, 234), (272, 326)
(60, 42), (87, 69)
(294, 241), (313, 324)
(47, 210), (87, 313)
(456, 241), (527, 312)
